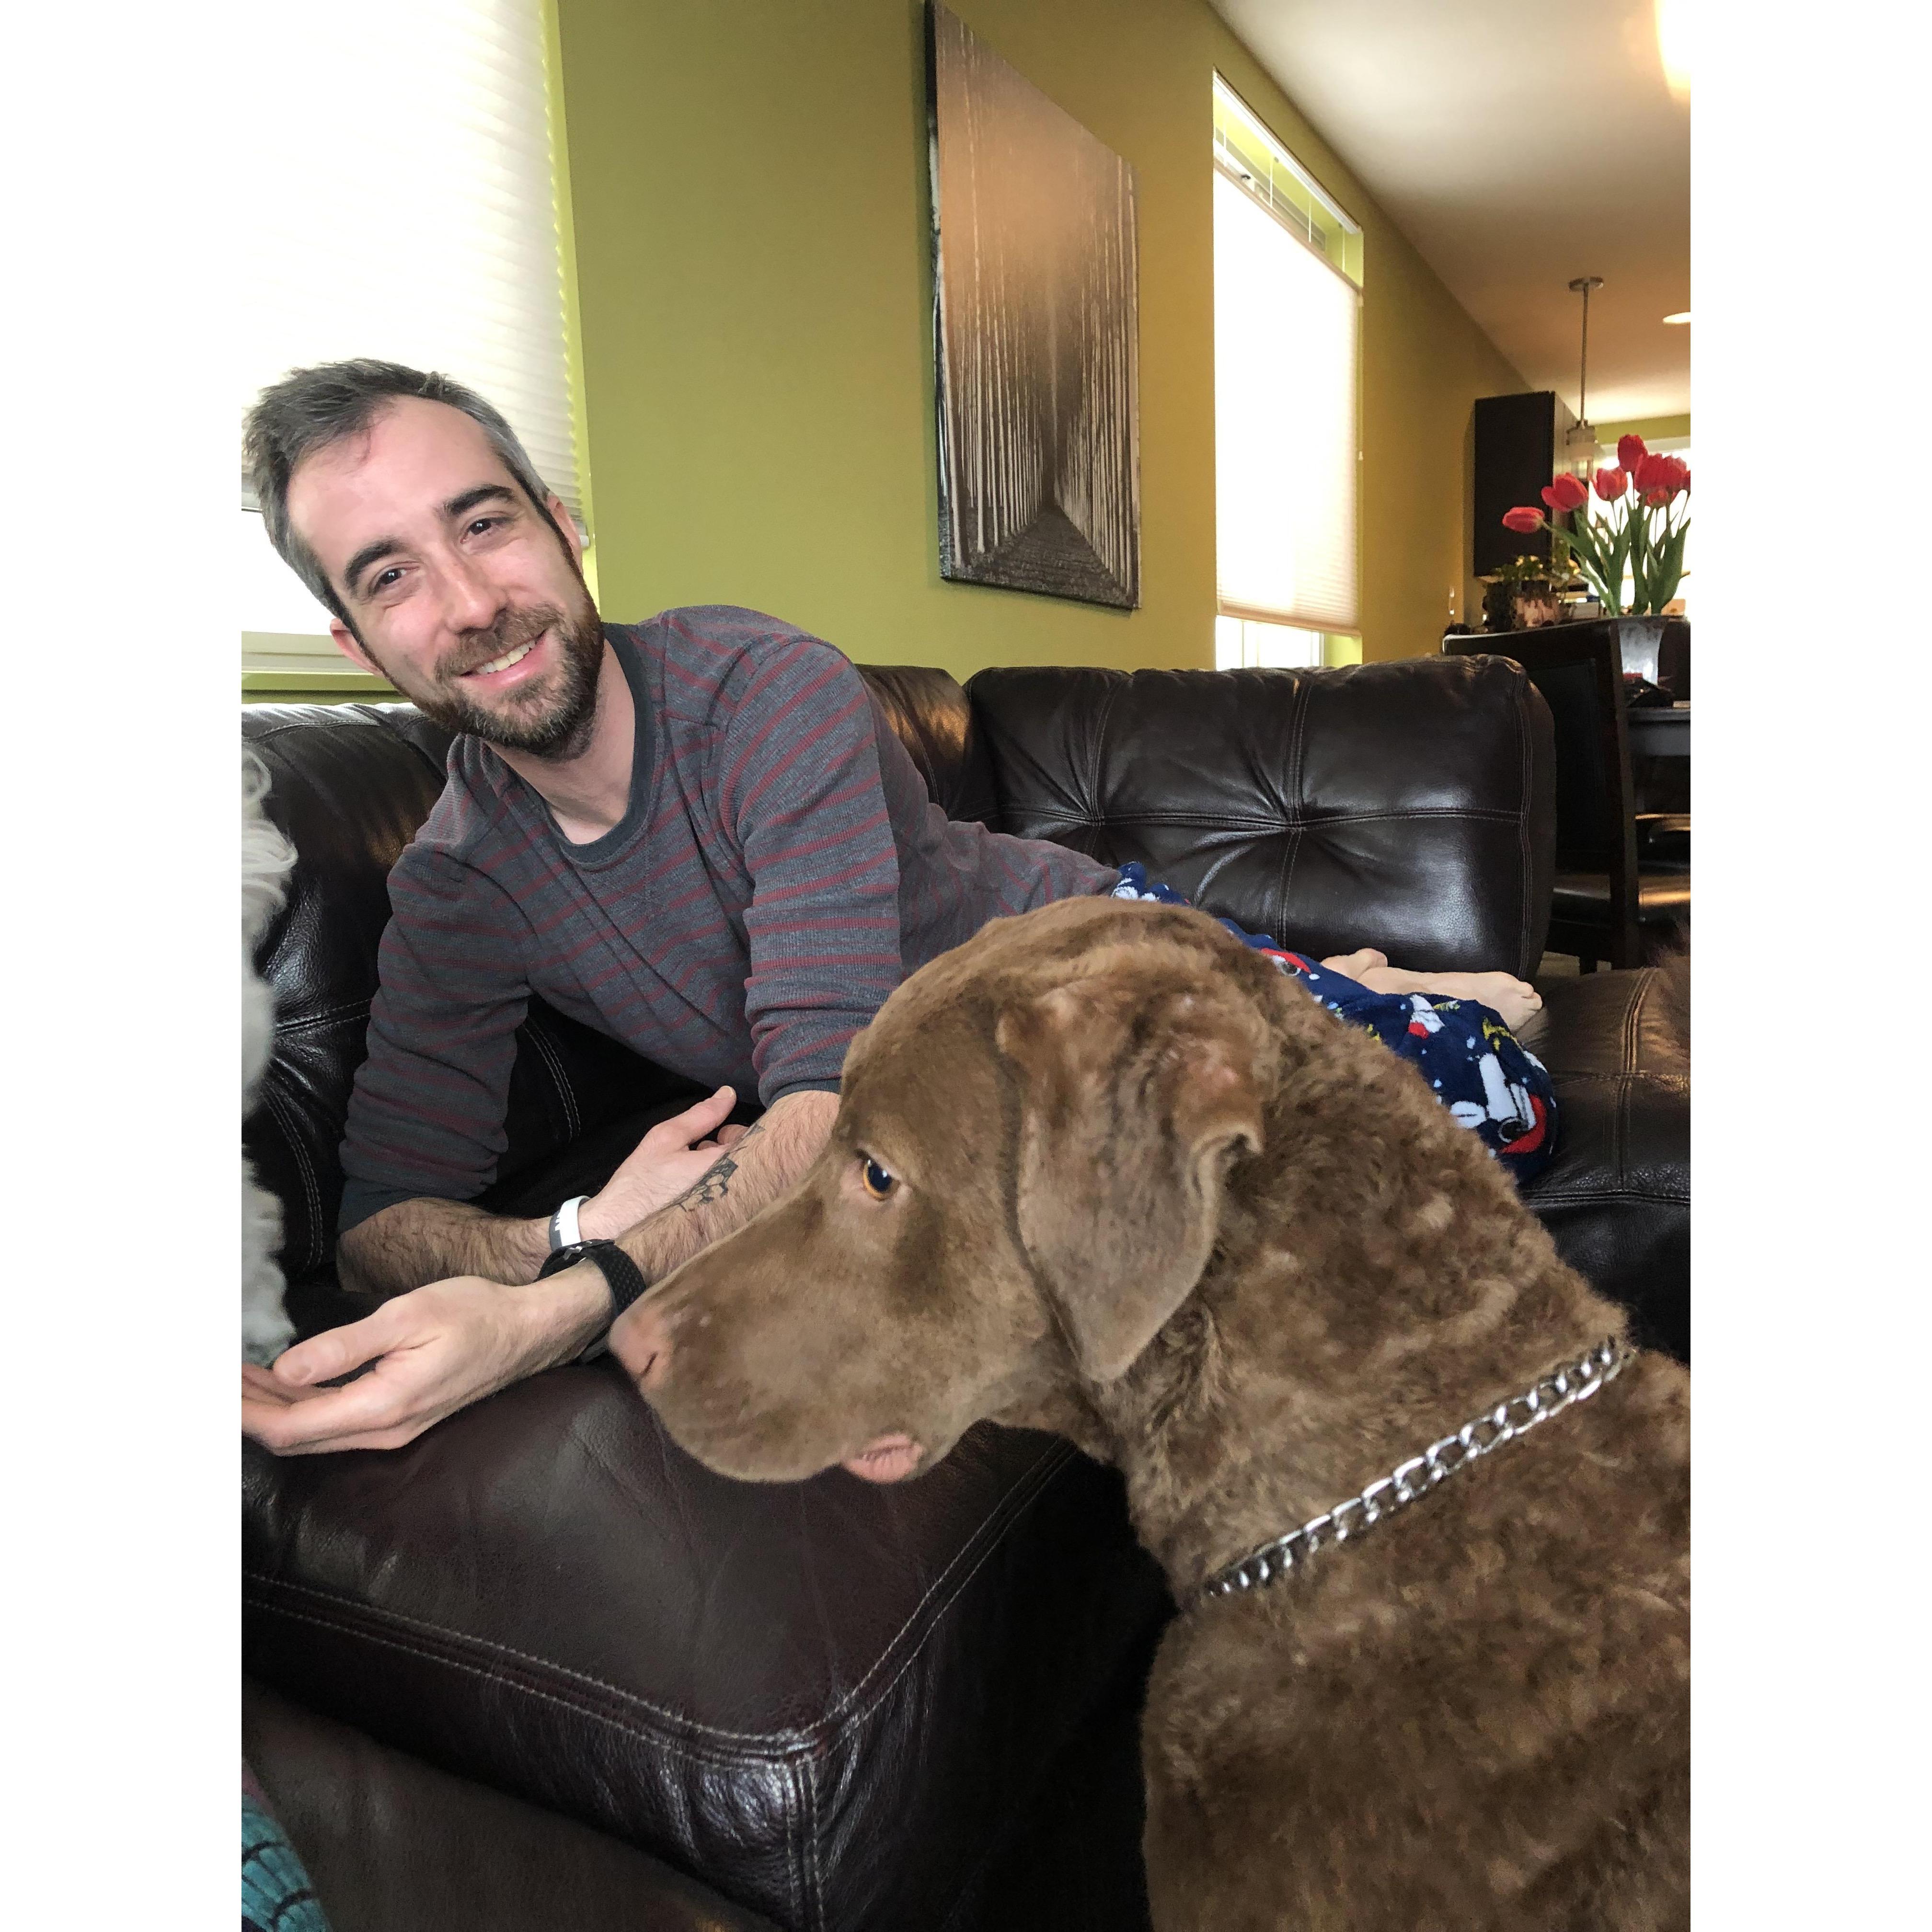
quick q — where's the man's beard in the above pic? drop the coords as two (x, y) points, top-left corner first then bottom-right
(382, 583), (606, 760)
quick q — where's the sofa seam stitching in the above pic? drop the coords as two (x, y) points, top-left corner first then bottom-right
(1526, 1187), (1689, 1206)
(783, 1756), (805, 1931)
(1539, 1070), (1688, 1091)
(242, 1599), (805, 1769)
(273, 1001), (372, 1037)
(800, 1751), (822, 1932)
(521, 1018), (581, 1142)
(258, 1084), (324, 1276)
(1516, 674), (1534, 972)
(1275, 681), (1312, 911)
(1049, 804), (1533, 827)
(1089, 678), (1121, 846)
(242, 1439), (1076, 1747)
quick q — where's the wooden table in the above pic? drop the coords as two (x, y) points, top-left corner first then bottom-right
(1627, 704), (1689, 758)
(1628, 704), (1689, 814)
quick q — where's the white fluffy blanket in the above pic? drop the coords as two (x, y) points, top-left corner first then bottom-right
(243, 749), (297, 1364)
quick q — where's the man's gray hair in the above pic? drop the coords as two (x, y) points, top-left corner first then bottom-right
(242, 359), (565, 626)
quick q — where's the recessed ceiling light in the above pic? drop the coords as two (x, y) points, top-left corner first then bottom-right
(1662, 312), (1690, 325)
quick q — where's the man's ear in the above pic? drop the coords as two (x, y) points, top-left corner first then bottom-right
(328, 619), (381, 678)
(995, 966), (1267, 1385)
(546, 493), (585, 573)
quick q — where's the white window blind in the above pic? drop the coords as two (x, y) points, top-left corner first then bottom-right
(241, 0), (579, 638)
(1213, 159), (1361, 636)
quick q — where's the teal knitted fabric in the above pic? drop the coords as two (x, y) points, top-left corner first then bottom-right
(242, 1789), (329, 1932)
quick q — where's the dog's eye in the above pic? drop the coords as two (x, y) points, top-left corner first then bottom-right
(860, 1156), (897, 1200)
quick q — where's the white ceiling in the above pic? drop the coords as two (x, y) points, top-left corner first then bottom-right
(1210, 0), (1690, 424)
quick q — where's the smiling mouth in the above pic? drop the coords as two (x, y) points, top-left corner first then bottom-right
(462, 634), (541, 678)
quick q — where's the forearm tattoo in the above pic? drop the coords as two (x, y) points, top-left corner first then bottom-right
(676, 1118), (766, 1212)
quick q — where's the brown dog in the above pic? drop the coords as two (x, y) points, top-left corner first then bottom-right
(614, 896), (1690, 1931)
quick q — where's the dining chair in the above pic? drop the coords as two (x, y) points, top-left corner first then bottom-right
(1444, 625), (1689, 971)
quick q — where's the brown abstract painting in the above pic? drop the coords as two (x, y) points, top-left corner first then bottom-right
(926, 3), (1141, 609)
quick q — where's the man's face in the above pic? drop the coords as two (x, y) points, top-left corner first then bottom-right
(287, 396), (604, 757)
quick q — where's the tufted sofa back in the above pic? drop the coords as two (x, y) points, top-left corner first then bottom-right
(244, 654), (1552, 1287)
(966, 657), (1553, 972)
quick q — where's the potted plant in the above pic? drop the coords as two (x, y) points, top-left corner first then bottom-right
(1479, 552), (1585, 633)
(1498, 434), (1691, 680)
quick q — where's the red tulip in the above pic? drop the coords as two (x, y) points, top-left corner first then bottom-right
(1633, 452), (1674, 494)
(1541, 472), (1589, 513)
(1618, 434), (1648, 471)
(1501, 506), (1544, 533)
(1594, 466), (1629, 501)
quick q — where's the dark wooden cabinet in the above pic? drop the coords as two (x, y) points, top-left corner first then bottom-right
(1472, 391), (1578, 577)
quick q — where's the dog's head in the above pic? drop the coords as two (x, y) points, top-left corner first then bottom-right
(613, 896), (1288, 1484)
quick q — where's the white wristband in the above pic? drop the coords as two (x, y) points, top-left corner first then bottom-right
(548, 1194), (588, 1252)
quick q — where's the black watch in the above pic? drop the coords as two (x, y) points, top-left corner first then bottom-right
(537, 1239), (652, 1327)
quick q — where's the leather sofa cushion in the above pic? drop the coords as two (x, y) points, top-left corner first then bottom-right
(245, 1384), (1167, 1932)
(966, 656), (1555, 978)
(246, 1678), (781, 1932)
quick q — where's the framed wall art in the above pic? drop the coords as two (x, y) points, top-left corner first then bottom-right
(925, 3), (1141, 609)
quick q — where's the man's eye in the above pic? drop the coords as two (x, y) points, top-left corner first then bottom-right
(860, 1157), (897, 1200)
(467, 516), (506, 538)
(370, 567), (403, 593)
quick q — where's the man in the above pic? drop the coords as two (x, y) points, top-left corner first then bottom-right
(240, 360), (1544, 1457)
(238, 360), (1123, 1455)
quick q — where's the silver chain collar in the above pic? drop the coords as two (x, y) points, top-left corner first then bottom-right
(1197, 1335), (1632, 1606)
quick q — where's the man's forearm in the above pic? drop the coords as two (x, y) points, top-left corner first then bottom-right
(335, 1088), (839, 1303)
(337, 1196), (552, 1299)
(610, 1089), (838, 1283)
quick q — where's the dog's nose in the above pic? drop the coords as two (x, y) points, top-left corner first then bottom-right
(610, 1298), (673, 1392)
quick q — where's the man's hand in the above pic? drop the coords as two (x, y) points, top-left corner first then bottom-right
(257, 1090), (839, 1457)
(579, 1085), (749, 1241)
(241, 1265), (612, 1456)
(337, 1088), (753, 1297)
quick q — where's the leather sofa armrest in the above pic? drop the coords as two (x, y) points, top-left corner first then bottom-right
(1517, 965), (1689, 1360)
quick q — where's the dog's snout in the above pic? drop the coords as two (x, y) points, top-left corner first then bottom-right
(610, 1298), (673, 1392)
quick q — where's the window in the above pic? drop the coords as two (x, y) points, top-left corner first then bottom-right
(239, 0), (583, 681)
(1211, 79), (1362, 669)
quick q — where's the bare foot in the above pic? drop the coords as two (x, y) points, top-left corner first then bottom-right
(1319, 947), (1389, 979)
(1356, 965), (1543, 1031)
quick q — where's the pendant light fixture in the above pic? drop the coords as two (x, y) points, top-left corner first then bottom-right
(1564, 275), (1603, 476)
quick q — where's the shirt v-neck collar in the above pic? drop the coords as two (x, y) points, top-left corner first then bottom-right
(497, 623), (655, 868)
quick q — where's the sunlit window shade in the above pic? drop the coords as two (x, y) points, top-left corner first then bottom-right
(1213, 166), (1360, 635)
(240, 0), (579, 527)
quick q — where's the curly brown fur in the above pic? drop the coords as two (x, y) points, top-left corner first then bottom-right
(618, 897), (1689, 1929)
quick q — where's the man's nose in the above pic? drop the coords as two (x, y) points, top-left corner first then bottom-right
(438, 551), (506, 635)
(611, 1298), (673, 1392)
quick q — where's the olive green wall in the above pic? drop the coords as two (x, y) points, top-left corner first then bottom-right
(555, 0), (1528, 671)
(1595, 414), (1691, 447)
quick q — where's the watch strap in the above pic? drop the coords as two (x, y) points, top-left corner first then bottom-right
(537, 1238), (652, 1327)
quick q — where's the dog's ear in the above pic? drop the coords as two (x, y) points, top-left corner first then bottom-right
(995, 964), (1266, 1384)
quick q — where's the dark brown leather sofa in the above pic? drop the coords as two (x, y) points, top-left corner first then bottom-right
(242, 654), (1689, 1932)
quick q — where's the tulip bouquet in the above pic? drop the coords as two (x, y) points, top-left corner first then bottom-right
(1502, 434), (1690, 618)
